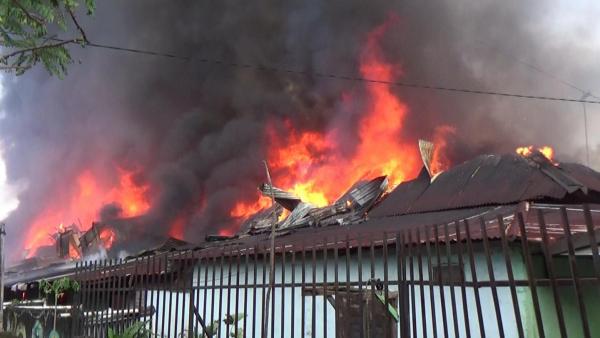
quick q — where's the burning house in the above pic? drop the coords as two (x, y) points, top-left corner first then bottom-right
(3, 141), (600, 338)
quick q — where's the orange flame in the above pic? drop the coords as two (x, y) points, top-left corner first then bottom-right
(230, 16), (453, 221)
(99, 228), (116, 249)
(516, 145), (555, 161)
(230, 195), (272, 218)
(24, 167), (150, 257)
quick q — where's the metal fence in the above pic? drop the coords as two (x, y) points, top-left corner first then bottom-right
(71, 204), (600, 338)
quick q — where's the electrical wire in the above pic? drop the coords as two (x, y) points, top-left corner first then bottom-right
(51, 38), (600, 105)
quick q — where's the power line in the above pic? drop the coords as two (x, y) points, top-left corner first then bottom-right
(55, 38), (600, 105)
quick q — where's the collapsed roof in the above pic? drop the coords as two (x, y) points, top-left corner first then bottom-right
(238, 175), (388, 236)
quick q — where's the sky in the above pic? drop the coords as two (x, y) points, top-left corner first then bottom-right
(1, 0), (600, 254)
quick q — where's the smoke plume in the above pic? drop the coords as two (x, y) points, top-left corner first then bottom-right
(1, 0), (599, 260)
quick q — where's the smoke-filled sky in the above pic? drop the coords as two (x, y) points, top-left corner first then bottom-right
(1, 0), (600, 259)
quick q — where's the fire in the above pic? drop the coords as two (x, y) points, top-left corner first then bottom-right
(99, 228), (116, 249)
(516, 145), (555, 161)
(230, 195), (272, 218)
(230, 15), (453, 221)
(24, 167), (150, 256)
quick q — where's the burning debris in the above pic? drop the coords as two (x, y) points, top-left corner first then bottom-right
(236, 174), (388, 236)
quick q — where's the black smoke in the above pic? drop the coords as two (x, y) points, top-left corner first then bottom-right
(1, 0), (598, 260)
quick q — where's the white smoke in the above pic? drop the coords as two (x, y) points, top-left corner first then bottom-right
(0, 77), (24, 221)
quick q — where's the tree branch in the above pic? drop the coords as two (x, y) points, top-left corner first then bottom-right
(66, 7), (88, 44)
(10, 0), (45, 26)
(0, 38), (80, 61)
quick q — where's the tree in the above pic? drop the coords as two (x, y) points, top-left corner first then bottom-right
(0, 0), (95, 77)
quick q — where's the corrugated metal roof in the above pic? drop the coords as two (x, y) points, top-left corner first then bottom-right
(370, 153), (600, 218)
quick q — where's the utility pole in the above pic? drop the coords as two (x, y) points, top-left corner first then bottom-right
(262, 161), (277, 338)
(581, 92), (591, 166)
(0, 223), (5, 332)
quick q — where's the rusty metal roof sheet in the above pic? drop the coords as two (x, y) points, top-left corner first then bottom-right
(370, 153), (600, 218)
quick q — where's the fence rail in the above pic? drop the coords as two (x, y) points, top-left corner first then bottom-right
(71, 204), (600, 338)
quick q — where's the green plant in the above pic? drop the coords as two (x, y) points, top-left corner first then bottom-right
(180, 313), (245, 338)
(39, 277), (80, 332)
(0, 0), (95, 76)
(107, 321), (150, 338)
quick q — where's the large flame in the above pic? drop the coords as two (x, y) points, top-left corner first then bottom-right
(230, 16), (453, 221)
(24, 168), (150, 256)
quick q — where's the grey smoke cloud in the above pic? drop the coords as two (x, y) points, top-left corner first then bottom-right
(0, 0), (599, 260)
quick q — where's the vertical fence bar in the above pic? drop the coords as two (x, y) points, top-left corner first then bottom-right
(516, 213), (545, 338)
(291, 248), (296, 338)
(142, 257), (150, 335)
(416, 228), (426, 338)
(443, 223), (459, 338)
(323, 238), (328, 338)
(173, 254), (183, 337)
(479, 217), (504, 337)
(113, 258), (123, 334)
(80, 261), (90, 335)
(193, 253), (202, 338)
(130, 258), (140, 331)
(179, 253), (187, 337)
(424, 226), (438, 338)
(210, 250), (219, 336)
(344, 236), (351, 338)
(382, 233), (390, 338)
(148, 255), (156, 337)
(280, 246), (286, 338)
(537, 209), (568, 338)
(243, 249), (249, 338)
(202, 253), (210, 337)
(333, 238), (339, 338)
(262, 246), (268, 338)
(463, 219), (486, 337)
(582, 205), (600, 289)
(73, 261), (81, 335)
(107, 259), (116, 337)
(165, 255), (174, 336)
(369, 238), (376, 338)
(453, 221), (471, 337)
(433, 225), (449, 338)
(497, 215), (524, 338)
(91, 260), (99, 336)
(271, 245), (276, 338)
(161, 254), (172, 337)
(190, 251), (199, 337)
(226, 252), (233, 337)
(252, 247), (258, 338)
(100, 259), (109, 337)
(235, 248), (241, 338)
(407, 229), (417, 338)
(560, 207), (591, 338)
(396, 232), (403, 338)
(311, 245), (317, 338)
(357, 238), (364, 338)
(301, 245), (306, 338)
(218, 250), (225, 338)
(186, 251), (196, 337)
